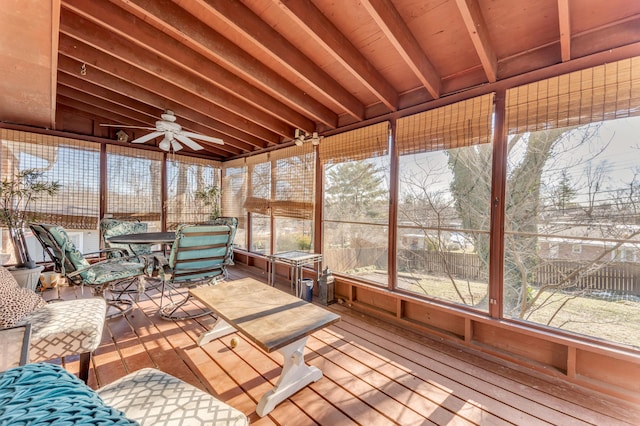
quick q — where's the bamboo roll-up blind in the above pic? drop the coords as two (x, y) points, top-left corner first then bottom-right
(166, 154), (221, 228)
(106, 145), (162, 222)
(244, 152), (271, 216)
(0, 129), (101, 229)
(506, 56), (640, 133)
(270, 143), (315, 220)
(396, 93), (495, 155)
(221, 157), (247, 220)
(240, 144), (316, 220)
(319, 121), (389, 164)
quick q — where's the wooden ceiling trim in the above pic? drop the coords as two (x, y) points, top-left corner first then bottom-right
(191, 0), (365, 122)
(362, 0), (442, 98)
(454, 0), (498, 82)
(56, 57), (271, 151)
(558, 0), (571, 62)
(277, 0), (399, 112)
(50, 0), (62, 128)
(107, 0), (337, 130)
(59, 11), (294, 139)
(63, 0), (318, 133)
(570, 17), (640, 59)
(57, 35), (278, 148)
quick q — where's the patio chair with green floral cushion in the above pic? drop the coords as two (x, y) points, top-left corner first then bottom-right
(158, 224), (234, 320)
(100, 217), (153, 258)
(100, 217), (162, 293)
(30, 223), (151, 319)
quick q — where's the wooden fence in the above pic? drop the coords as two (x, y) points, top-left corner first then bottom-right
(534, 260), (640, 295)
(325, 247), (640, 296)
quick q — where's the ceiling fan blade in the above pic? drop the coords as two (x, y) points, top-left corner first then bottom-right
(174, 134), (204, 151)
(132, 131), (164, 144)
(100, 124), (156, 130)
(179, 131), (223, 145)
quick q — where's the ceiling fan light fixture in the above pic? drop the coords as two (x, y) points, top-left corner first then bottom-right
(170, 139), (183, 152)
(159, 136), (171, 151)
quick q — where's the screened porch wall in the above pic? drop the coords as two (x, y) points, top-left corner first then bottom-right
(0, 131), (222, 263)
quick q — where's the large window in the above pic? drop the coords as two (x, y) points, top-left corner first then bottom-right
(504, 57), (640, 348)
(166, 154), (221, 229)
(321, 122), (390, 286)
(106, 145), (162, 231)
(0, 130), (101, 262)
(243, 145), (315, 255)
(396, 95), (494, 309)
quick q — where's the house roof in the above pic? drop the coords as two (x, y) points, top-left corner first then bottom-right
(1, 0), (639, 159)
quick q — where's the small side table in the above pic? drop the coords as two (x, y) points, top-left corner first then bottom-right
(267, 251), (323, 296)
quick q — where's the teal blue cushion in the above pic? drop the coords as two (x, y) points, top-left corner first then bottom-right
(166, 224), (231, 284)
(0, 363), (138, 425)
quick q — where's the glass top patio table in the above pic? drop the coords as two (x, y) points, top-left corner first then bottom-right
(106, 231), (176, 245)
(107, 231), (176, 257)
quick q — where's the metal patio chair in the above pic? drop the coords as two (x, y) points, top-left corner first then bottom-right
(158, 224), (234, 320)
(30, 223), (151, 319)
(100, 217), (162, 293)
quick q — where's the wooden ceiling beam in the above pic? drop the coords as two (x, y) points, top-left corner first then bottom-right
(59, 10), (294, 139)
(362, 0), (442, 97)
(63, 0), (316, 133)
(57, 95), (150, 128)
(57, 72), (163, 120)
(57, 56), (269, 151)
(57, 72), (247, 154)
(189, 0), (364, 122)
(58, 83), (243, 155)
(57, 34), (277, 148)
(103, 0), (337, 130)
(277, 0), (398, 112)
(454, 0), (498, 83)
(557, 0), (571, 62)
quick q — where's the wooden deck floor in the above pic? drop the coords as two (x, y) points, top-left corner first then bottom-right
(44, 265), (640, 425)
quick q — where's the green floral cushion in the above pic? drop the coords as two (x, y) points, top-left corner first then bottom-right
(44, 224), (146, 286)
(100, 219), (152, 256)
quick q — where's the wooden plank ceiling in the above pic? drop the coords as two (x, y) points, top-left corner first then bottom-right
(3, 0), (640, 160)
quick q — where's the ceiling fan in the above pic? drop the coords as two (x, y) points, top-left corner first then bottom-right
(100, 110), (223, 152)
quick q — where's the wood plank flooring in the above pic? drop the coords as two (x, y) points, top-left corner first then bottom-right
(43, 265), (640, 425)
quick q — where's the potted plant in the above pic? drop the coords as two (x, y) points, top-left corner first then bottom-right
(0, 169), (60, 270)
(195, 185), (221, 221)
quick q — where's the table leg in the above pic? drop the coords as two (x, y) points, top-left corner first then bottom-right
(196, 316), (236, 346)
(256, 336), (322, 417)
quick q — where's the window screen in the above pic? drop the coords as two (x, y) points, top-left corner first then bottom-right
(1, 129), (100, 229)
(105, 145), (162, 222)
(166, 154), (221, 228)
